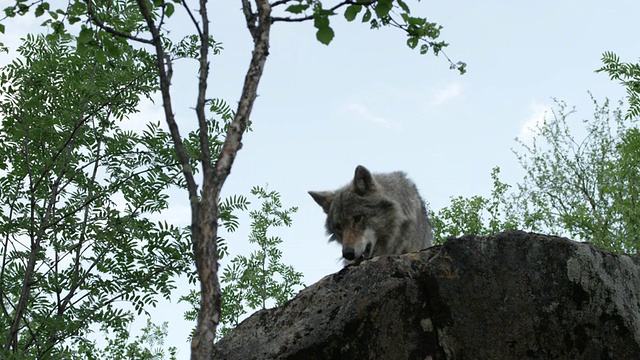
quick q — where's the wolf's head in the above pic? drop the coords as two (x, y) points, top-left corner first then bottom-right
(309, 165), (396, 263)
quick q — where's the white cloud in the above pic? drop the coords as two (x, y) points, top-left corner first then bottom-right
(430, 82), (463, 107)
(346, 102), (399, 128)
(121, 95), (167, 133)
(519, 102), (551, 143)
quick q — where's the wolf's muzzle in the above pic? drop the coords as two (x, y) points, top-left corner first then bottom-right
(342, 247), (356, 261)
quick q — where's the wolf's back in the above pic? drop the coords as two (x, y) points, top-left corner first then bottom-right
(373, 171), (433, 254)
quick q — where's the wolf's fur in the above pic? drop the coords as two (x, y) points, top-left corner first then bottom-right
(309, 165), (433, 264)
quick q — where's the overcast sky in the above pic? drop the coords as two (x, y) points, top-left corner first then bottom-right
(2, 0), (640, 357)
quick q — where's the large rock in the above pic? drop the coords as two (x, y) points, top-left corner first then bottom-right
(214, 231), (640, 359)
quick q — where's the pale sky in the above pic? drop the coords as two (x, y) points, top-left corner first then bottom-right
(2, 0), (639, 358)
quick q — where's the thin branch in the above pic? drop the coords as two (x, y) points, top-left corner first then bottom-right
(181, 0), (204, 39)
(271, 0), (367, 23)
(37, 263), (174, 357)
(386, 15), (465, 73)
(41, 161), (180, 233)
(271, 0), (297, 7)
(19, 311), (42, 356)
(84, 0), (154, 45)
(0, 0), (43, 22)
(28, 70), (152, 195)
(219, 0), (272, 201)
(241, 0), (257, 36)
(0, 198), (18, 319)
(195, 0), (212, 172)
(59, 110), (104, 319)
(135, 0), (199, 208)
(4, 107), (77, 351)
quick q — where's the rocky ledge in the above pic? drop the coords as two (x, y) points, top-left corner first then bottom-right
(214, 231), (640, 359)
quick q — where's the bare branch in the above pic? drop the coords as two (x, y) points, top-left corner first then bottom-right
(195, 0), (212, 171)
(135, 0), (199, 207)
(182, 0), (204, 39)
(242, 0), (257, 36)
(214, 0), (272, 196)
(271, 0), (297, 7)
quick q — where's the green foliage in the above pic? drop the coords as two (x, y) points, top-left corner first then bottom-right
(513, 96), (639, 254)
(215, 186), (304, 340)
(1, 0), (177, 53)
(2, 1), (463, 357)
(597, 52), (640, 120)
(178, 186), (303, 342)
(181, 98), (252, 170)
(313, 6), (335, 45)
(167, 34), (224, 60)
(217, 194), (252, 260)
(435, 95), (640, 255)
(430, 167), (518, 244)
(82, 318), (178, 360)
(0, 33), (191, 357)
(280, 0), (466, 74)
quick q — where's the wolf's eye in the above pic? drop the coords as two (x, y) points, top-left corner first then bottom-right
(353, 215), (363, 224)
(334, 224), (343, 233)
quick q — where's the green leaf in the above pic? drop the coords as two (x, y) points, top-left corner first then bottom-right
(344, 4), (362, 22)
(313, 14), (334, 45)
(407, 16), (426, 26)
(374, 0), (393, 18)
(17, 4), (29, 15)
(362, 8), (372, 22)
(0, 24), (4, 34)
(397, 0), (410, 13)
(406, 37), (418, 49)
(4, 7), (16, 18)
(313, 13), (328, 29)
(165, 3), (175, 17)
(286, 4), (310, 14)
(78, 27), (94, 44)
(68, 1), (87, 16)
(104, 38), (122, 57)
(316, 26), (335, 45)
(35, 3), (48, 17)
(96, 49), (107, 64)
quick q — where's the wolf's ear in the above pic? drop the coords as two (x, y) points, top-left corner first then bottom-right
(353, 165), (376, 196)
(308, 191), (334, 214)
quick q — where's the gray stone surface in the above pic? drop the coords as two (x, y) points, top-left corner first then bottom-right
(214, 231), (640, 359)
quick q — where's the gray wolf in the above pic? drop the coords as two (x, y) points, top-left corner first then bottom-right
(309, 165), (433, 264)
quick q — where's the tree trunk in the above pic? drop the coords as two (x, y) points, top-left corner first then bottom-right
(190, 1), (272, 359)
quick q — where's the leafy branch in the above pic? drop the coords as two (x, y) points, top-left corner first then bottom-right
(597, 51), (640, 120)
(273, 0), (466, 73)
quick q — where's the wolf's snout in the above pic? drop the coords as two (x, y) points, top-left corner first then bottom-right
(342, 247), (356, 261)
